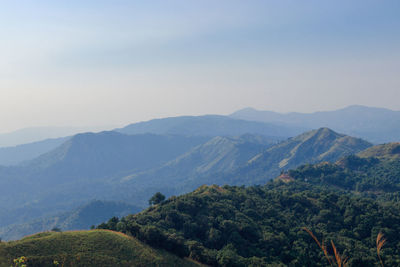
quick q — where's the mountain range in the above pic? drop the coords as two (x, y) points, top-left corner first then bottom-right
(0, 127), (373, 240)
(0, 115), (299, 166)
(0, 126), (114, 147)
(115, 114), (307, 138)
(230, 105), (400, 143)
(0, 137), (69, 166)
(0, 105), (399, 265)
(1, 105), (396, 166)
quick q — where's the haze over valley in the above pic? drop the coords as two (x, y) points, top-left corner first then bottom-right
(1, 1), (399, 266)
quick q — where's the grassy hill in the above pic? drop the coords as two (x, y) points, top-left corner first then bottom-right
(357, 142), (400, 160)
(0, 230), (201, 267)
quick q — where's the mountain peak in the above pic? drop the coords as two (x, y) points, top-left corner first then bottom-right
(238, 128), (372, 184)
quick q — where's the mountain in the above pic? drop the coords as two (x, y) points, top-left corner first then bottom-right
(20, 131), (209, 181)
(0, 230), (201, 267)
(287, 143), (400, 196)
(215, 128), (372, 185)
(112, 134), (276, 206)
(163, 134), (275, 175)
(0, 200), (141, 241)
(0, 132), (276, 240)
(230, 105), (400, 143)
(0, 132), (209, 228)
(0, 126), (114, 147)
(104, 128), (370, 208)
(0, 128), (370, 240)
(0, 137), (69, 166)
(97, 183), (400, 266)
(115, 115), (307, 138)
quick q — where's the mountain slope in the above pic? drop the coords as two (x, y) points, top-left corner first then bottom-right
(357, 142), (400, 160)
(97, 183), (400, 266)
(221, 128), (372, 185)
(287, 143), (400, 195)
(0, 126), (112, 147)
(20, 131), (209, 182)
(0, 230), (201, 267)
(114, 134), (275, 206)
(0, 132), (209, 229)
(230, 105), (400, 143)
(0, 200), (141, 241)
(116, 115), (306, 138)
(109, 129), (370, 207)
(0, 137), (69, 166)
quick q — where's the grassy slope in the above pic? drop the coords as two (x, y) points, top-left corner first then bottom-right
(0, 230), (201, 267)
(357, 142), (400, 160)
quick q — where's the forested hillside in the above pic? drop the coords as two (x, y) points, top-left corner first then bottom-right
(97, 183), (400, 266)
(288, 143), (400, 197)
(96, 143), (400, 266)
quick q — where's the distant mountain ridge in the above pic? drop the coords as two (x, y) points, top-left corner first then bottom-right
(0, 137), (69, 166)
(116, 115), (307, 138)
(0, 115), (300, 166)
(0, 126), (113, 147)
(230, 105), (400, 143)
(21, 131), (209, 180)
(0, 200), (141, 241)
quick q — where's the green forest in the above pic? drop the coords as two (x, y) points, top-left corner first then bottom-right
(97, 151), (400, 266)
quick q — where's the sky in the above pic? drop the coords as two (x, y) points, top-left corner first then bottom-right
(1, 0), (399, 133)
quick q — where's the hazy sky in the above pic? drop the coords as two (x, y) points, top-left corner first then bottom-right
(1, 0), (399, 132)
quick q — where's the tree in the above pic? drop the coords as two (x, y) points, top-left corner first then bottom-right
(149, 192), (166, 205)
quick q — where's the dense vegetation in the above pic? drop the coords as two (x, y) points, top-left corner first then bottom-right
(288, 148), (400, 199)
(0, 230), (200, 267)
(97, 182), (400, 266)
(96, 145), (400, 266)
